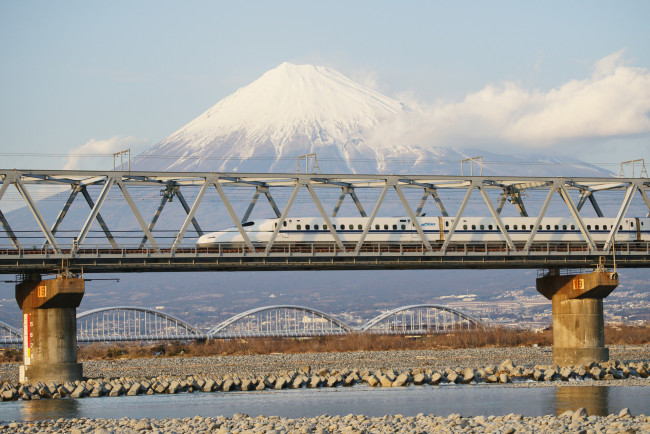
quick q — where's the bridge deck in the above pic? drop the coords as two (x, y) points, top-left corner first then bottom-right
(1, 241), (648, 273)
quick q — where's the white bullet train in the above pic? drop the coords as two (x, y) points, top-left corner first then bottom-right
(197, 216), (650, 246)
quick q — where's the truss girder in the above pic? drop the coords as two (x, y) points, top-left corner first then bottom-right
(2, 171), (650, 264)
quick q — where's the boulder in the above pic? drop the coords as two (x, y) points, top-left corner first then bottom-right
(429, 372), (443, 385)
(392, 373), (410, 387)
(126, 383), (142, 396)
(412, 373), (426, 385)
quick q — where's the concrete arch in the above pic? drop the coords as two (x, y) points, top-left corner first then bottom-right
(208, 305), (353, 337)
(361, 304), (483, 332)
(76, 306), (204, 341)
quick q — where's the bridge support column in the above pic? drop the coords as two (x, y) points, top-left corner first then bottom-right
(15, 274), (85, 384)
(536, 269), (618, 366)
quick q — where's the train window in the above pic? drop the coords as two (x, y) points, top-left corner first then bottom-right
(603, 225), (607, 230)
(401, 224), (406, 230)
(631, 221), (635, 227)
(571, 225), (575, 230)
(349, 224), (354, 230)
(375, 224), (380, 230)
(562, 225), (567, 230)
(619, 225), (623, 230)
(488, 225), (493, 230)
(539, 225), (542, 230)
(554, 225), (559, 230)
(446, 221), (449, 227)
(306, 224), (310, 230)
(283, 221), (287, 227)
(472, 225), (476, 230)
(480, 225), (485, 230)
(358, 225), (363, 230)
(587, 225), (591, 230)
(323, 224), (327, 230)
(297, 224), (302, 230)
(513, 225), (518, 230)
(505, 225), (509, 230)
(595, 225), (599, 230)
(275, 223), (277, 228)
(546, 225), (551, 230)
(393, 224), (397, 230)
(463, 225), (468, 230)
(384, 224), (389, 230)
(242, 221), (254, 227)
(314, 224), (319, 230)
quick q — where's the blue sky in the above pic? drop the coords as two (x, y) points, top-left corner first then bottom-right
(1, 1), (649, 171)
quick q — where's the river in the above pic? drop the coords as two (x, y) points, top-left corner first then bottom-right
(1, 384), (647, 422)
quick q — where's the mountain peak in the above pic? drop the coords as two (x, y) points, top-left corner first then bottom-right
(136, 62), (408, 172)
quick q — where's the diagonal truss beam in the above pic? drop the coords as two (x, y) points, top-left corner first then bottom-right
(524, 185), (556, 252)
(0, 174), (20, 249)
(441, 183), (473, 254)
(139, 193), (169, 249)
(354, 181), (389, 255)
(77, 179), (117, 249)
(13, 179), (61, 253)
(214, 179), (255, 253)
(116, 179), (160, 252)
(175, 187), (203, 236)
(603, 183), (637, 252)
(265, 181), (302, 255)
(478, 185), (516, 251)
(242, 186), (282, 223)
(331, 187), (367, 217)
(557, 183), (596, 251)
(306, 183), (346, 253)
(394, 184), (433, 252)
(171, 179), (210, 253)
(637, 185), (650, 218)
(48, 185), (81, 244)
(415, 187), (449, 217)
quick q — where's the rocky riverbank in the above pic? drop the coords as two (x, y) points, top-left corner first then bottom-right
(1, 409), (649, 433)
(1, 352), (648, 401)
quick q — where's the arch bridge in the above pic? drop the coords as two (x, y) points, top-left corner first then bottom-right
(1, 304), (482, 344)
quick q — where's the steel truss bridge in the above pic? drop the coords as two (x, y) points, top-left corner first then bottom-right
(1, 170), (650, 273)
(0, 304), (482, 344)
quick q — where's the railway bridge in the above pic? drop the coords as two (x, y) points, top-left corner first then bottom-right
(1, 169), (649, 383)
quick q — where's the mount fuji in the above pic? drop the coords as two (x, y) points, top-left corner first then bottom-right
(134, 62), (611, 176)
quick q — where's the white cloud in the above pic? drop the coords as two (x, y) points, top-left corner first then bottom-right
(371, 50), (650, 160)
(64, 136), (149, 170)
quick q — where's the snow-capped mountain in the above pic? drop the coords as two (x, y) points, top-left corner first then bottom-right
(134, 62), (611, 176)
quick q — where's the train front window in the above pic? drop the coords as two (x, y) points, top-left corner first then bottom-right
(242, 221), (254, 227)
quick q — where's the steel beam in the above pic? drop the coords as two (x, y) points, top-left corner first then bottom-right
(603, 183), (637, 251)
(331, 187), (367, 217)
(241, 189), (262, 223)
(139, 193), (169, 249)
(0, 210), (20, 249)
(171, 179), (210, 253)
(306, 183), (346, 253)
(77, 179), (116, 249)
(174, 187), (203, 236)
(116, 179), (160, 252)
(394, 184), (433, 252)
(354, 182), (389, 255)
(214, 180), (255, 252)
(524, 185), (555, 253)
(557, 183), (596, 251)
(478, 185), (516, 251)
(79, 186), (118, 249)
(441, 183), (473, 254)
(48, 185), (81, 242)
(13, 179), (61, 253)
(265, 181), (302, 255)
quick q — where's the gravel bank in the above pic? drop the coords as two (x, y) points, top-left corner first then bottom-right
(1, 410), (649, 433)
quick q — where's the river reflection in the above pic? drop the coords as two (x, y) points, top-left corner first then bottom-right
(5, 385), (647, 422)
(555, 386), (608, 416)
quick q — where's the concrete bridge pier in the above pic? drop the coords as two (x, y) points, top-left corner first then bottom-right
(536, 269), (618, 366)
(15, 274), (85, 384)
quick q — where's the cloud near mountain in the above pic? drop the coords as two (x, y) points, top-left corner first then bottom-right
(369, 50), (650, 156)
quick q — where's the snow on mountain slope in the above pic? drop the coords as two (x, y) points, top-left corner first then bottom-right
(136, 62), (411, 173)
(134, 62), (613, 176)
